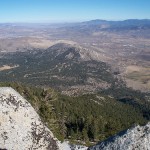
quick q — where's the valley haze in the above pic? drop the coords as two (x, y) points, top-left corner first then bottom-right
(0, 19), (150, 92)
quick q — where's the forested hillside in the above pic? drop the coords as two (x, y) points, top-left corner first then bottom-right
(0, 82), (149, 146)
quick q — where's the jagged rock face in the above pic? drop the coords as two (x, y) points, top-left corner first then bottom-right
(88, 123), (150, 150)
(0, 87), (61, 150)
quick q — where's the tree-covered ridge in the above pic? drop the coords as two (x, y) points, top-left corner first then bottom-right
(0, 46), (117, 92)
(0, 45), (150, 98)
(0, 82), (149, 146)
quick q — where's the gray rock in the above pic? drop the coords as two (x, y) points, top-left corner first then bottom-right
(88, 122), (150, 150)
(0, 87), (62, 150)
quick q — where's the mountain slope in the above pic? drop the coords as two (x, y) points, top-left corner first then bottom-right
(88, 122), (150, 150)
(0, 43), (149, 105)
(0, 82), (149, 146)
(0, 43), (117, 95)
(0, 86), (149, 150)
(0, 87), (61, 150)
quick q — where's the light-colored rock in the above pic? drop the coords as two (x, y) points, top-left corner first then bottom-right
(0, 87), (61, 150)
(88, 122), (150, 150)
(61, 141), (87, 150)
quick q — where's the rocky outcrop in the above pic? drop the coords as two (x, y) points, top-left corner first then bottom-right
(0, 87), (61, 150)
(1, 87), (150, 150)
(88, 122), (150, 150)
(61, 141), (87, 150)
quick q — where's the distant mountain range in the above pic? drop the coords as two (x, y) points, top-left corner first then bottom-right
(70, 19), (150, 32)
(1, 19), (150, 27)
(82, 19), (150, 25)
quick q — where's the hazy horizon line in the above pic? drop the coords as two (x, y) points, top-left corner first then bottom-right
(0, 18), (150, 24)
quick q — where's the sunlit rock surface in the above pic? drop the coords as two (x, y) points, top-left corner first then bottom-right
(88, 122), (150, 150)
(0, 87), (61, 150)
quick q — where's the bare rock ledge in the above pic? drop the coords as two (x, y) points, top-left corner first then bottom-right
(0, 87), (62, 150)
(88, 122), (150, 150)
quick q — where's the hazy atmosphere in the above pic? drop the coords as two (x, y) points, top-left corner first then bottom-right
(0, 1), (150, 150)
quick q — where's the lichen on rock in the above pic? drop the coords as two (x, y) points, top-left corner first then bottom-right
(88, 122), (150, 150)
(0, 87), (61, 150)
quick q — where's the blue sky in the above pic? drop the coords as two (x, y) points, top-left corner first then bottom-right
(0, 0), (150, 23)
